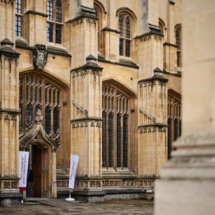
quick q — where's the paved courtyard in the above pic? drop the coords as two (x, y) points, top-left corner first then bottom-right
(0, 199), (153, 215)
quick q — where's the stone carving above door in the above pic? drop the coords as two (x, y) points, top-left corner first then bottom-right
(33, 44), (48, 69)
(19, 109), (60, 151)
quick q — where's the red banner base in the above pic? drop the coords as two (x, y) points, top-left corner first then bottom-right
(19, 187), (26, 191)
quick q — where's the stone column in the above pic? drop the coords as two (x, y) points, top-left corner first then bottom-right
(0, 38), (21, 205)
(136, 0), (167, 192)
(67, 0), (97, 68)
(70, 56), (103, 202)
(24, 1), (47, 45)
(155, 1), (215, 214)
(138, 71), (168, 184)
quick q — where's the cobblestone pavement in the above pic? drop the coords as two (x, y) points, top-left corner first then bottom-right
(0, 199), (153, 215)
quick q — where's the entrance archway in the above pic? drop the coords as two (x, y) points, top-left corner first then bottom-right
(19, 110), (59, 198)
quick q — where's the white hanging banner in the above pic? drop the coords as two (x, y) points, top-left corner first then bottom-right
(19, 151), (29, 191)
(68, 154), (79, 189)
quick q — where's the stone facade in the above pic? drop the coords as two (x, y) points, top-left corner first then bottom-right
(0, 0), (182, 204)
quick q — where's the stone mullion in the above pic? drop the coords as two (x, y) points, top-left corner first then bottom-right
(41, 79), (46, 127)
(8, 116), (12, 176)
(50, 89), (54, 134)
(105, 113), (108, 168)
(113, 90), (117, 168)
(170, 98), (174, 144)
(121, 99), (124, 169)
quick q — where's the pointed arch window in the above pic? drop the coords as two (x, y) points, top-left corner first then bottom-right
(175, 25), (182, 67)
(102, 85), (130, 169)
(15, 0), (23, 36)
(118, 15), (132, 57)
(47, 0), (63, 44)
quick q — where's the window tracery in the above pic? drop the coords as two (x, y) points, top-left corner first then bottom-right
(19, 74), (61, 136)
(102, 85), (130, 169)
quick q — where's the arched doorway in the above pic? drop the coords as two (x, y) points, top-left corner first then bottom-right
(19, 110), (59, 198)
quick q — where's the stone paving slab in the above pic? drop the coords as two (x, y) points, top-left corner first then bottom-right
(0, 199), (154, 215)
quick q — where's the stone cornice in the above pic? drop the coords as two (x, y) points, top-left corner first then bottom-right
(47, 46), (71, 57)
(101, 27), (120, 34)
(70, 117), (103, 123)
(67, 14), (98, 24)
(0, 0), (14, 4)
(138, 73), (168, 84)
(138, 123), (168, 128)
(0, 176), (19, 180)
(0, 109), (20, 114)
(71, 62), (103, 72)
(163, 42), (177, 48)
(0, 47), (20, 59)
(98, 57), (139, 69)
(169, 0), (175, 5)
(25, 10), (48, 17)
(135, 24), (163, 40)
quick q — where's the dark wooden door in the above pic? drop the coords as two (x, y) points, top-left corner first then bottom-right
(32, 145), (41, 197)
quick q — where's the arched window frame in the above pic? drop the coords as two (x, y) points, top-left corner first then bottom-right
(94, 1), (106, 55)
(118, 13), (132, 57)
(102, 81), (135, 170)
(175, 24), (182, 67)
(47, 0), (63, 44)
(116, 8), (136, 58)
(19, 73), (65, 137)
(159, 18), (166, 40)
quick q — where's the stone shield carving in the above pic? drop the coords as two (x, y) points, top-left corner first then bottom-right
(33, 44), (48, 69)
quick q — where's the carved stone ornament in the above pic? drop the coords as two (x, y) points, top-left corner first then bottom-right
(33, 44), (48, 69)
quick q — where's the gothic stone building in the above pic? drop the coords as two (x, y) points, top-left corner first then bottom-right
(0, 0), (181, 204)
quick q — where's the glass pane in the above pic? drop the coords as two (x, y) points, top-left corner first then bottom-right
(177, 51), (181, 67)
(108, 113), (113, 167)
(15, 0), (22, 14)
(15, 16), (22, 36)
(56, 0), (62, 22)
(47, 0), (53, 21)
(53, 107), (59, 134)
(102, 112), (107, 167)
(126, 17), (130, 38)
(126, 40), (130, 57)
(26, 104), (33, 125)
(168, 118), (172, 159)
(56, 24), (62, 44)
(47, 23), (53, 42)
(118, 16), (123, 36)
(123, 114), (128, 167)
(117, 114), (121, 167)
(45, 107), (51, 134)
(119, 38), (123, 56)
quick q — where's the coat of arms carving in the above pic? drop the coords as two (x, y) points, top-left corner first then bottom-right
(33, 44), (48, 69)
